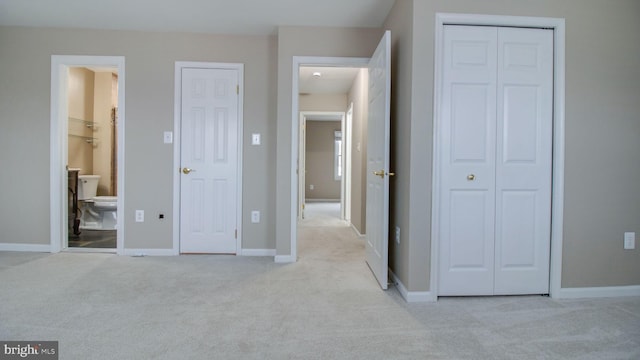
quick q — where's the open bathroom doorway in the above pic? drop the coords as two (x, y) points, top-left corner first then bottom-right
(50, 56), (125, 254)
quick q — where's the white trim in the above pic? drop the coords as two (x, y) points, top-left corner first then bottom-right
(50, 55), (125, 255)
(557, 286), (640, 299)
(275, 255), (296, 263)
(173, 62), (244, 256)
(123, 249), (177, 257)
(63, 247), (116, 254)
(0, 243), (52, 252)
(290, 56), (370, 263)
(305, 198), (340, 203)
(351, 223), (365, 238)
(430, 14), (565, 299)
(390, 270), (434, 303)
(344, 103), (353, 222)
(240, 249), (276, 257)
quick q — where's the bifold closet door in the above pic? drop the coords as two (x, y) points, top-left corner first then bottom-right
(494, 27), (553, 295)
(438, 25), (553, 296)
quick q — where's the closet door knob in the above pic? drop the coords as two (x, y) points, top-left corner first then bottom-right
(467, 174), (475, 181)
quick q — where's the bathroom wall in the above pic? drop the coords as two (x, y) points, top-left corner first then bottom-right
(68, 67), (95, 174)
(68, 67), (116, 195)
(111, 74), (118, 195)
(92, 71), (116, 196)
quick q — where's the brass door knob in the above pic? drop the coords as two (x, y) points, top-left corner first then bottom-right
(182, 168), (195, 174)
(373, 170), (395, 178)
(467, 174), (475, 181)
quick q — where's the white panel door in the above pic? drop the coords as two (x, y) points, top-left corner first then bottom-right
(180, 67), (239, 254)
(365, 30), (391, 290)
(494, 27), (553, 294)
(438, 26), (498, 295)
(438, 25), (553, 296)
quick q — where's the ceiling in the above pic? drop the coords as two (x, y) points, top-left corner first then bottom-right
(0, 0), (395, 36)
(299, 67), (362, 95)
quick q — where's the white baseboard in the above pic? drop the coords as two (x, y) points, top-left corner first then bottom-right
(0, 243), (51, 253)
(557, 285), (640, 299)
(123, 249), (178, 256)
(350, 224), (365, 238)
(275, 255), (296, 263)
(305, 199), (340, 203)
(389, 269), (435, 302)
(240, 249), (276, 256)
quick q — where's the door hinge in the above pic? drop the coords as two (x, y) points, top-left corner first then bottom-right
(236, 85), (239, 94)
(302, 203), (305, 210)
(235, 229), (238, 239)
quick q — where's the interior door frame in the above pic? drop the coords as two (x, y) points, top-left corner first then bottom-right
(287, 56), (369, 263)
(430, 13), (565, 300)
(298, 111), (346, 219)
(343, 103), (354, 222)
(50, 55), (126, 254)
(172, 62), (244, 255)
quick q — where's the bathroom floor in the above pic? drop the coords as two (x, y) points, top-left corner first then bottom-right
(68, 230), (116, 249)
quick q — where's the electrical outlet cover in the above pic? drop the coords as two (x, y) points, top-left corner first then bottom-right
(251, 211), (260, 223)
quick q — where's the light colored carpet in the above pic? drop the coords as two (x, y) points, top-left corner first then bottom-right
(1, 206), (639, 359)
(299, 201), (346, 228)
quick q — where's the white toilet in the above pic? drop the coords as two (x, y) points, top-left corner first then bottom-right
(78, 175), (118, 230)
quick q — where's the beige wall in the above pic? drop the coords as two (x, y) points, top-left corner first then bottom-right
(385, 0), (640, 291)
(305, 121), (341, 200)
(0, 27), (277, 250)
(384, 0), (415, 287)
(347, 69), (368, 235)
(67, 67), (94, 174)
(299, 94), (346, 112)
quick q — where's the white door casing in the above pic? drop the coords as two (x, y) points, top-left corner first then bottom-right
(437, 25), (553, 296)
(178, 65), (241, 254)
(344, 103), (353, 222)
(299, 113), (306, 220)
(365, 30), (391, 290)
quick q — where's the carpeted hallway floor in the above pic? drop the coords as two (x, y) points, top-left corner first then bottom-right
(1, 203), (639, 359)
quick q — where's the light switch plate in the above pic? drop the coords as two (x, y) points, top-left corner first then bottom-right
(252, 133), (261, 145)
(135, 210), (144, 223)
(624, 232), (635, 250)
(251, 211), (260, 223)
(163, 131), (173, 144)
